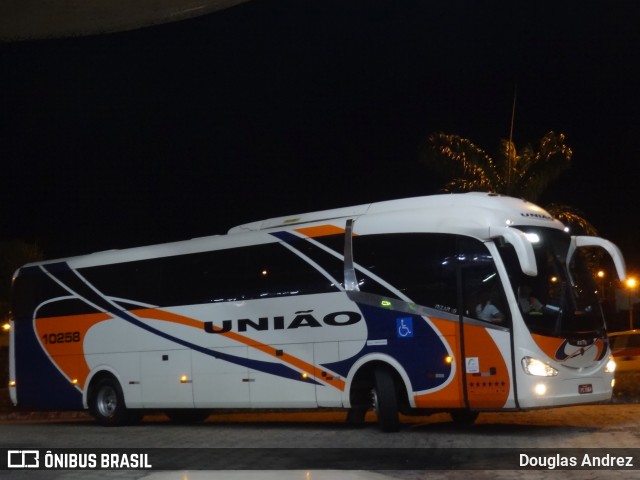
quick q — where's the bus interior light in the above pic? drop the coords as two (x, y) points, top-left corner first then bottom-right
(522, 357), (558, 377)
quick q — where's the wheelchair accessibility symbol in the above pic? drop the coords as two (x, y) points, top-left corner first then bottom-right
(396, 317), (414, 338)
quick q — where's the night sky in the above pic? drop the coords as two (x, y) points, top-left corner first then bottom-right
(2, 1), (639, 270)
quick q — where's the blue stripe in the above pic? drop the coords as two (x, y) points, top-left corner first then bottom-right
(44, 262), (319, 385)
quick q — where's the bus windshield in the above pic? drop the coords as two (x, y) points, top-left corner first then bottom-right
(498, 226), (604, 339)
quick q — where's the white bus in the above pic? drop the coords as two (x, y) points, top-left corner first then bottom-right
(9, 193), (626, 431)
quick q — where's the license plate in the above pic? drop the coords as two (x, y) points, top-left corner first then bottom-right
(579, 384), (593, 394)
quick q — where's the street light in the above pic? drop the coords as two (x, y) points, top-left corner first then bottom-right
(625, 277), (638, 330)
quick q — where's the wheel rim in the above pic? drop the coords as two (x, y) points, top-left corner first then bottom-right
(371, 388), (379, 414)
(96, 385), (118, 418)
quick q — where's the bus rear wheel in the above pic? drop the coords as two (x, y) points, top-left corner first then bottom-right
(89, 376), (138, 426)
(372, 367), (400, 432)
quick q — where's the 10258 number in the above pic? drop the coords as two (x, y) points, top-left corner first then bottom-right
(41, 332), (81, 344)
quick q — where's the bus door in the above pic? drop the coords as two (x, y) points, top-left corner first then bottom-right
(459, 265), (514, 409)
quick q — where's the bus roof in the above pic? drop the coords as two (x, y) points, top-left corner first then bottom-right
(228, 192), (565, 234)
(16, 192), (564, 273)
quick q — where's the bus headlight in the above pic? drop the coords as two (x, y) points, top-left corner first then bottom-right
(522, 357), (558, 377)
(605, 356), (616, 373)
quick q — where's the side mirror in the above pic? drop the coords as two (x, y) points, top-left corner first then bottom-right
(571, 236), (626, 281)
(490, 226), (538, 276)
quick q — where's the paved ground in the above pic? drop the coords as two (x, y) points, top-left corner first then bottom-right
(1, 402), (640, 479)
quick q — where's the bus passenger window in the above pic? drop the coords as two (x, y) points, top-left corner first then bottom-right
(463, 266), (510, 327)
(352, 233), (458, 310)
(517, 285), (543, 314)
(475, 296), (506, 324)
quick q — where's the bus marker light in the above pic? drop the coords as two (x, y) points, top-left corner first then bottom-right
(71, 379), (78, 385)
(9, 380), (16, 387)
(301, 372), (309, 380)
(605, 357), (616, 373)
(180, 375), (190, 384)
(445, 356), (453, 364)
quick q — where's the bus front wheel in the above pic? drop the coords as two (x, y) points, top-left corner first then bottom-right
(372, 367), (400, 432)
(89, 376), (138, 426)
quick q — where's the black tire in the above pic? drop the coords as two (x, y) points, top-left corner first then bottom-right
(450, 410), (479, 426)
(166, 411), (210, 424)
(89, 376), (135, 426)
(372, 367), (400, 432)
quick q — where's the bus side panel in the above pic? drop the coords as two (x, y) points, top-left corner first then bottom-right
(413, 318), (464, 409)
(314, 341), (342, 407)
(13, 317), (83, 409)
(140, 349), (194, 408)
(86, 351), (142, 408)
(84, 318), (192, 409)
(11, 266), (85, 409)
(248, 342), (318, 408)
(463, 325), (512, 409)
(322, 303), (454, 400)
(192, 346), (250, 408)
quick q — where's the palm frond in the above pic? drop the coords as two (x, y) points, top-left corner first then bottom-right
(422, 131), (590, 234)
(545, 203), (597, 235)
(519, 132), (572, 200)
(423, 132), (500, 193)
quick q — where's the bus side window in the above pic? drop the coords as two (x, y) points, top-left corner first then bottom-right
(462, 266), (510, 327)
(352, 233), (458, 312)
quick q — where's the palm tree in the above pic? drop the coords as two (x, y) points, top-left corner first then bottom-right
(423, 131), (597, 235)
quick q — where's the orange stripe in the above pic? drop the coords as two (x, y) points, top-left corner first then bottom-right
(295, 225), (345, 238)
(35, 312), (111, 390)
(531, 334), (565, 359)
(133, 308), (346, 391)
